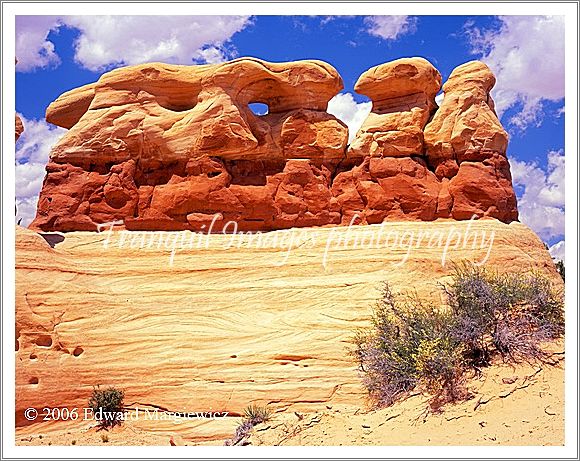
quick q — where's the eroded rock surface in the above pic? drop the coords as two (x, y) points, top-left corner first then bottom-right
(333, 58), (443, 223)
(31, 57), (518, 231)
(424, 61), (517, 221)
(15, 221), (559, 437)
(15, 115), (24, 141)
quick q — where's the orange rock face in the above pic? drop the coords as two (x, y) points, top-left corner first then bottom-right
(424, 61), (517, 221)
(333, 58), (443, 223)
(15, 114), (24, 141)
(348, 57), (442, 159)
(31, 57), (518, 232)
(31, 58), (348, 232)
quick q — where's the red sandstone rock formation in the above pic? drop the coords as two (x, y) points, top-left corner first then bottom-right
(424, 61), (517, 222)
(30, 57), (518, 232)
(332, 58), (443, 224)
(348, 57), (441, 159)
(15, 114), (24, 141)
(15, 59), (24, 141)
(331, 58), (518, 225)
(31, 58), (348, 232)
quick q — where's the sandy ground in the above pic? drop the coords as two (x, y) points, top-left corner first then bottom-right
(249, 347), (565, 446)
(16, 343), (563, 446)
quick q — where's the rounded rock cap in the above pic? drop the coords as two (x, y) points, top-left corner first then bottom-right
(354, 57), (442, 101)
(443, 60), (496, 93)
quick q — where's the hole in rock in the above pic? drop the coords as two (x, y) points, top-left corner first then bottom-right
(230, 355), (237, 359)
(207, 171), (221, 178)
(29, 377), (39, 385)
(72, 346), (84, 357)
(35, 335), (52, 348)
(248, 102), (269, 116)
(30, 353), (38, 360)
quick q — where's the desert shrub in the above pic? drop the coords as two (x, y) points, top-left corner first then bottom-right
(354, 284), (466, 408)
(243, 403), (272, 425)
(225, 404), (271, 446)
(445, 264), (564, 363)
(88, 386), (125, 429)
(354, 264), (564, 409)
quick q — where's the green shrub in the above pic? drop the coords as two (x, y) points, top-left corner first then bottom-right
(354, 284), (466, 408)
(88, 386), (125, 429)
(354, 264), (564, 410)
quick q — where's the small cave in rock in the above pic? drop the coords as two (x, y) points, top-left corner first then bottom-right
(72, 346), (84, 357)
(35, 335), (53, 348)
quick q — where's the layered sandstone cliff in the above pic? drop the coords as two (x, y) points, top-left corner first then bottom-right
(30, 57), (518, 232)
(15, 221), (559, 442)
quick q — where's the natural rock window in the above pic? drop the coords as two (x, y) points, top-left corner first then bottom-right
(248, 102), (269, 116)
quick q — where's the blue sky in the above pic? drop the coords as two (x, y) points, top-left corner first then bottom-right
(15, 15), (565, 258)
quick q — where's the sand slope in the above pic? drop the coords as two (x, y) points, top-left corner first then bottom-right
(249, 348), (564, 446)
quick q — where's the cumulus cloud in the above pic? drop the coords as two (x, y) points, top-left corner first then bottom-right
(509, 149), (565, 243)
(364, 15), (418, 40)
(465, 16), (564, 130)
(15, 116), (66, 226)
(549, 240), (565, 263)
(15, 16), (62, 71)
(327, 93), (372, 142)
(16, 15), (252, 71)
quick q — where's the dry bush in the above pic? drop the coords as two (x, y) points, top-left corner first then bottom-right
(354, 264), (564, 410)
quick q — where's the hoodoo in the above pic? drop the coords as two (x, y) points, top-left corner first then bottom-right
(30, 57), (518, 232)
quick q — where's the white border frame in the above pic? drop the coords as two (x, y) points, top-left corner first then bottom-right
(2, 2), (578, 459)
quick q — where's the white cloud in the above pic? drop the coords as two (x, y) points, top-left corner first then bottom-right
(509, 149), (565, 242)
(15, 116), (66, 226)
(549, 240), (565, 263)
(465, 16), (564, 130)
(192, 46), (230, 65)
(15, 16), (61, 71)
(16, 15), (252, 72)
(327, 93), (372, 142)
(364, 15), (418, 40)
